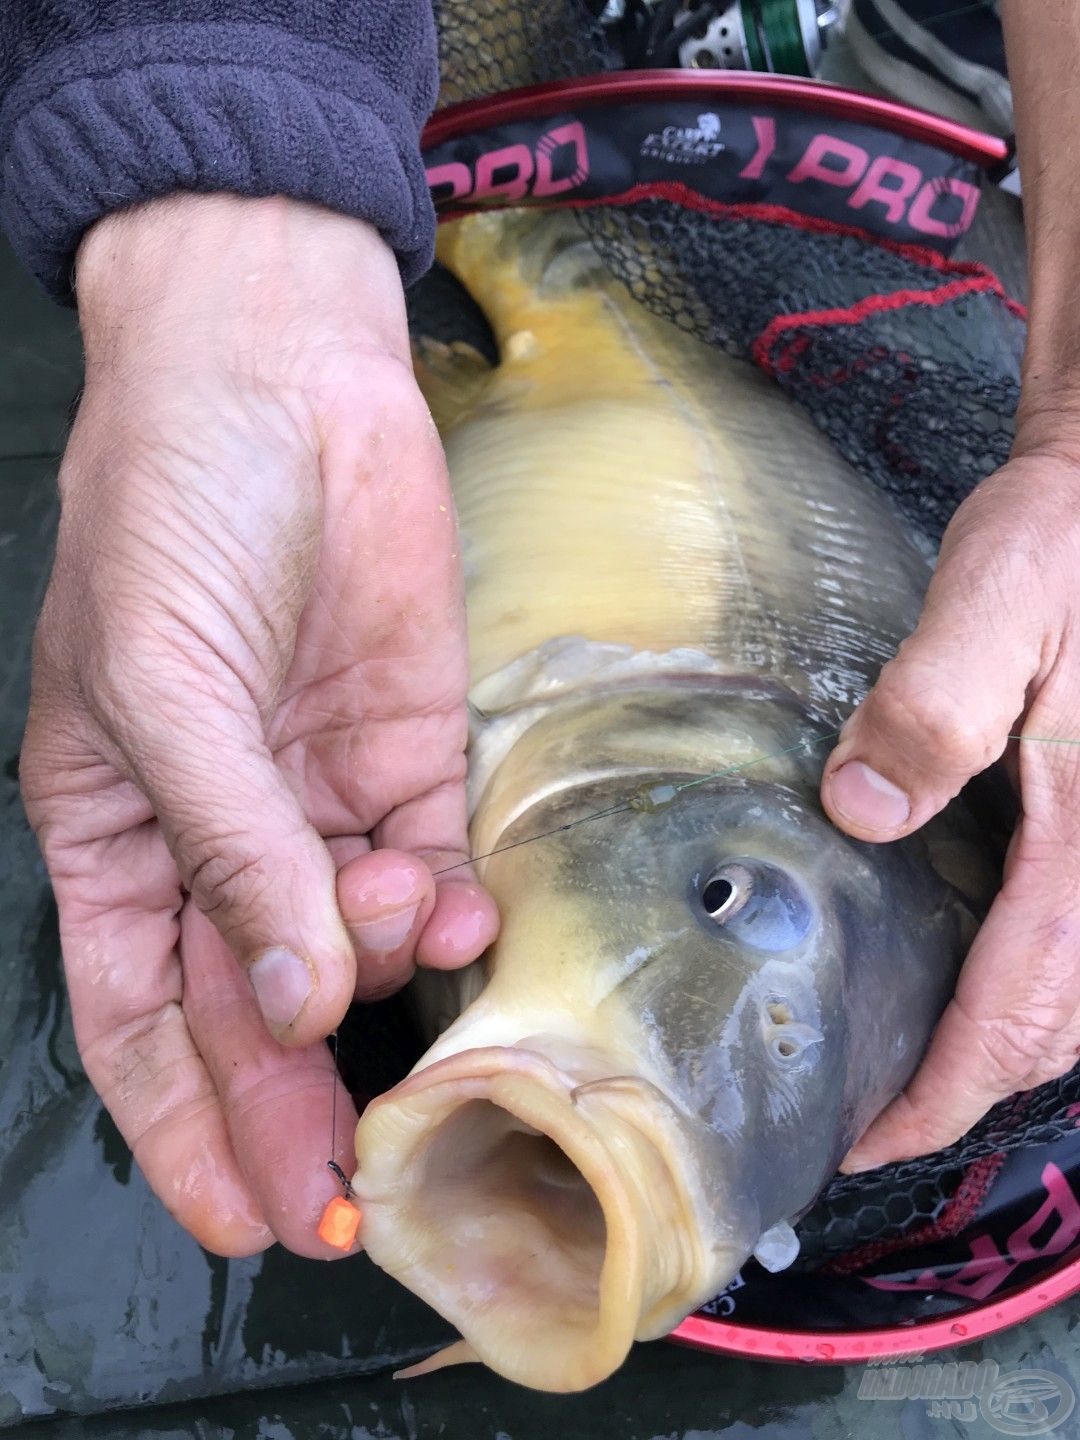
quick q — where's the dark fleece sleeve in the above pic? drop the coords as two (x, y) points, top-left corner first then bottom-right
(0, 1), (438, 299)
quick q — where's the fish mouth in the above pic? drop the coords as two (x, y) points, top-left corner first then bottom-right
(353, 1046), (719, 1392)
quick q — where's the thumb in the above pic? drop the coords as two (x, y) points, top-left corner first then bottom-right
(119, 696), (355, 1045)
(821, 540), (1039, 841)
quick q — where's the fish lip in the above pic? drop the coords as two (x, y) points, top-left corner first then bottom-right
(353, 1045), (717, 1391)
(374, 1043), (594, 1102)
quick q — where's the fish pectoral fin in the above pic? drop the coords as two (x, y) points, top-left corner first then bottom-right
(393, 1338), (481, 1380)
(752, 1220), (801, 1274)
(413, 337), (495, 430)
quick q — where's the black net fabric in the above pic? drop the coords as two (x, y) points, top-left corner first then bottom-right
(798, 1070), (1080, 1272)
(574, 200), (1024, 542)
(407, 262), (500, 363)
(413, 0), (1075, 1285)
(434, 0), (612, 107)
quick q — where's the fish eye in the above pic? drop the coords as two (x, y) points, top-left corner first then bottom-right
(697, 860), (813, 952)
(701, 863), (753, 921)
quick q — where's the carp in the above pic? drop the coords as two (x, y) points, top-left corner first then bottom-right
(350, 211), (1000, 1391)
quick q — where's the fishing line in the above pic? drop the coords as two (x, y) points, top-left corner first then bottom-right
(326, 1029), (356, 1198)
(429, 729), (1080, 878)
(428, 730), (842, 877)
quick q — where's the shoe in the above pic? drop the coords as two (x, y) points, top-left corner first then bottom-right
(845, 0), (1013, 136)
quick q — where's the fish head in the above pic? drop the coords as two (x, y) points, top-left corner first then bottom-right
(475, 759), (992, 1248)
(355, 700), (999, 1389)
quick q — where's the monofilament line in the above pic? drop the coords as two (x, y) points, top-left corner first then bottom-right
(326, 1030), (355, 1197)
(430, 730), (843, 876)
(431, 800), (635, 877)
(429, 729), (1080, 879)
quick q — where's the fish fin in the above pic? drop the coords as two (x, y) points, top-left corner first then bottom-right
(434, 210), (613, 349)
(413, 337), (494, 431)
(393, 1338), (480, 1380)
(753, 1220), (801, 1274)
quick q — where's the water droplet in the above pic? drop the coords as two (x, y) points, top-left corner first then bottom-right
(817, 1342), (835, 1359)
(950, 1322), (967, 1337)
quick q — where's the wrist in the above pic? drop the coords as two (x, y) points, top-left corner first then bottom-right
(1012, 381), (1080, 472)
(75, 194), (410, 373)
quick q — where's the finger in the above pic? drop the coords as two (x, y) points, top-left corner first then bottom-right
(842, 802), (1080, 1170)
(43, 821), (274, 1257)
(374, 783), (500, 969)
(335, 849), (435, 1000)
(414, 849), (501, 971)
(105, 679), (356, 1046)
(821, 529), (1042, 842)
(180, 902), (361, 1259)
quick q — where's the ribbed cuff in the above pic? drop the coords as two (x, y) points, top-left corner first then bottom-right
(0, 21), (437, 300)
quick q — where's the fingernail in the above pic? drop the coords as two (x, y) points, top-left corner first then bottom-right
(828, 761), (910, 832)
(249, 947), (314, 1028)
(350, 905), (419, 954)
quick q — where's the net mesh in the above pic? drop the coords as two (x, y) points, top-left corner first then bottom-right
(576, 201), (1024, 541)
(434, 0), (612, 108)
(402, 0), (1074, 1280)
(797, 1072), (1080, 1271)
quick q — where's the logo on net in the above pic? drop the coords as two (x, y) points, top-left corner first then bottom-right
(640, 112), (726, 166)
(858, 1358), (1075, 1435)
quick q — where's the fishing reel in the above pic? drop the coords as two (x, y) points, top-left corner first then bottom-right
(602, 0), (842, 77)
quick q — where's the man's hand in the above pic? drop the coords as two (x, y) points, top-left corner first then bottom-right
(820, 444), (1080, 1171)
(19, 194), (498, 1256)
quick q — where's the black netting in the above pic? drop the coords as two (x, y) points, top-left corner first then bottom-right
(575, 199), (966, 348)
(575, 200), (1023, 541)
(434, 0), (613, 107)
(797, 1067), (1080, 1271)
(407, 262), (498, 363)
(770, 317), (1019, 541)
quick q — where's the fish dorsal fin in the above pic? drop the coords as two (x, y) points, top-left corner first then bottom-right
(412, 336), (494, 432)
(424, 210), (706, 431)
(434, 210), (623, 353)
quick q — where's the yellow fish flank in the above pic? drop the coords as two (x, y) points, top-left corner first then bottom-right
(351, 210), (999, 1391)
(431, 211), (929, 699)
